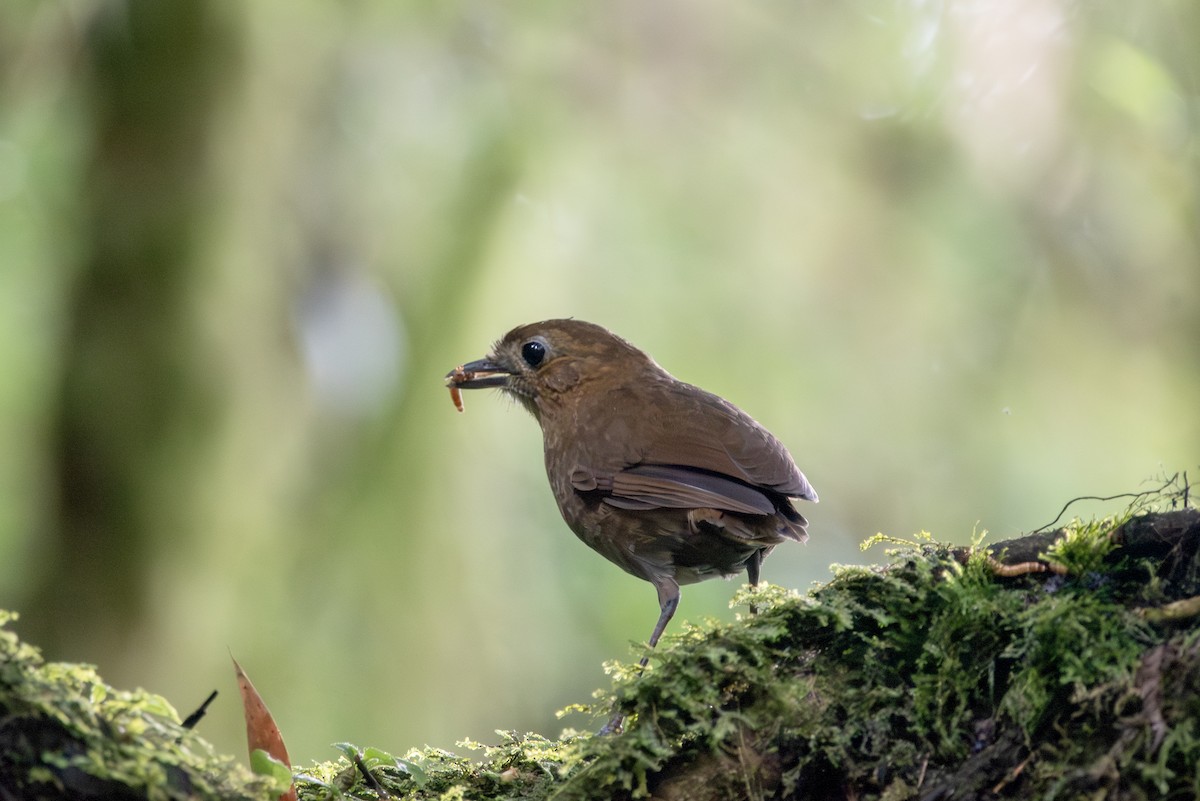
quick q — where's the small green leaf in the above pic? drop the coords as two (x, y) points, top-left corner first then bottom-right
(249, 748), (293, 792)
(394, 756), (429, 786)
(132, 692), (179, 722)
(331, 742), (360, 761)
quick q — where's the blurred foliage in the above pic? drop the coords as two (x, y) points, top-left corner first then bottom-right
(0, 0), (1197, 765)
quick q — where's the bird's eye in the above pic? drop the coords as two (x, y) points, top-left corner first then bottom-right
(521, 339), (547, 368)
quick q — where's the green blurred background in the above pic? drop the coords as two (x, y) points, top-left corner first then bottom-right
(1, 0), (1197, 767)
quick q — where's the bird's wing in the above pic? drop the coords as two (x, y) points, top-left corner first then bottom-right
(604, 464), (776, 515)
(570, 381), (816, 514)
(636, 382), (817, 501)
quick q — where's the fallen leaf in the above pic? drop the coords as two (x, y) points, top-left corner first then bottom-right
(232, 655), (297, 801)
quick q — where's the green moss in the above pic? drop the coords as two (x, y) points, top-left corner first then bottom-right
(292, 733), (587, 800)
(0, 610), (271, 800)
(306, 508), (1194, 800)
(1040, 515), (1124, 575)
(5, 504), (1199, 801)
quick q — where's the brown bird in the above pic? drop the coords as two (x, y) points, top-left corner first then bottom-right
(446, 319), (817, 672)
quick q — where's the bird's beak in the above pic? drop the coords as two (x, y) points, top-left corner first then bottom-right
(444, 357), (512, 390)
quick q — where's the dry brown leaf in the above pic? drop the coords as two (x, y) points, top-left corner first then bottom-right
(232, 655), (297, 801)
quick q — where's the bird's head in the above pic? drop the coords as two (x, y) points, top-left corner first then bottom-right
(446, 319), (657, 421)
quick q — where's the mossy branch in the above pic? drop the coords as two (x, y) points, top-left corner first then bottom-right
(4, 504), (1200, 801)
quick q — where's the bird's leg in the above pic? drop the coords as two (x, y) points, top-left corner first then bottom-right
(641, 579), (680, 667)
(747, 550), (763, 615)
(602, 579), (681, 735)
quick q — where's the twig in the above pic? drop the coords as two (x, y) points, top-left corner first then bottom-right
(351, 749), (392, 799)
(1032, 473), (1184, 534)
(181, 690), (218, 730)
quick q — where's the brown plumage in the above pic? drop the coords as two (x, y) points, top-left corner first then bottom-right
(446, 319), (817, 671)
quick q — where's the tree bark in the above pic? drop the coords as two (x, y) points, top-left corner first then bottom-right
(28, 1), (236, 665)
